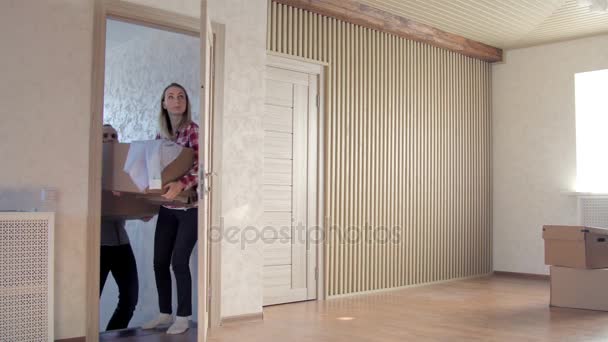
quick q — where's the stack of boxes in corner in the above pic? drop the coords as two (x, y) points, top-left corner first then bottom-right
(543, 225), (608, 311)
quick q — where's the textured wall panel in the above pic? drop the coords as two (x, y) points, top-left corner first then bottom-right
(268, 1), (492, 297)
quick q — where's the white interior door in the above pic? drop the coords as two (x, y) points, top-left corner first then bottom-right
(198, 0), (213, 340)
(263, 65), (318, 306)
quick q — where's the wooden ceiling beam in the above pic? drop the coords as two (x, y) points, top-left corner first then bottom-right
(273, 0), (503, 63)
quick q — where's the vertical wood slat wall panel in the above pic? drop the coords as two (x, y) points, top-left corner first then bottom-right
(268, 1), (492, 297)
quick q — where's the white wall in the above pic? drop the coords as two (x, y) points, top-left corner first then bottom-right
(0, 0), (94, 339)
(100, 19), (200, 330)
(492, 34), (608, 275)
(209, 0), (267, 318)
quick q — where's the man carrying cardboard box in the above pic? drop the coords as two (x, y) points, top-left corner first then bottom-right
(99, 124), (141, 331)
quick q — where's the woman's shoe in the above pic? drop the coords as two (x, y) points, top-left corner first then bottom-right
(141, 313), (173, 329)
(166, 316), (189, 334)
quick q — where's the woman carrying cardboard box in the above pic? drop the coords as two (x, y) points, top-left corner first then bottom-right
(141, 83), (199, 335)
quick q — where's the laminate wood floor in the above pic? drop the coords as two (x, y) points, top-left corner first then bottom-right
(102, 274), (608, 342)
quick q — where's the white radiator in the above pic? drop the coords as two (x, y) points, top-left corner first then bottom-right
(579, 196), (608, 228)
(0, 212), (54, 342)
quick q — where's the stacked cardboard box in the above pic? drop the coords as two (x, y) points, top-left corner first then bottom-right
(543, 225), (608, 311)
(102, 142), (196, 219)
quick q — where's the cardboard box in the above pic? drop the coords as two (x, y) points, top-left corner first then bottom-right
(551, 266), (608, 311)
(543, 225), (608, 269)
(101, 191), (159, 220)
(102, 142), (196, 204)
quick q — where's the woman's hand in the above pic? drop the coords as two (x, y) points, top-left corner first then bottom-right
(162, 181), (185, 200)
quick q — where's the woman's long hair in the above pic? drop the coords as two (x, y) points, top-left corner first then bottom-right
(158, 82), (192, 139)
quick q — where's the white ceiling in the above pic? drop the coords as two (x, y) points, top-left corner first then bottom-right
(357, 0), (608, 49)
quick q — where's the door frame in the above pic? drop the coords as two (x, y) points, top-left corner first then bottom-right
(265, 52), (327, 301)
(209, 22), (225, 331)
(87, 1), (222, 340)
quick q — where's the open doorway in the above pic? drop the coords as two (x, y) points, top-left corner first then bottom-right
(99, 18), (201, 338)
(87, 2), (221, 341)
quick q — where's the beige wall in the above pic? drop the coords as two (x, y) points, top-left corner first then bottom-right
(492, 34), (608, 275)
(269, 2), (493, 297)
(0, 0), (95, 339)
(208, 0), (267, 318)
(123, 0), (200, 17)
(0, 0), (266, 338)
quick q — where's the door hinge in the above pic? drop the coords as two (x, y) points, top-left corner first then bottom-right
(316, 94), (320, 108)
(315, 267), (318, 280)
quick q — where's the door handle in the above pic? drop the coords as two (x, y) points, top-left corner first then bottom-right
(200, 169), (217, 199)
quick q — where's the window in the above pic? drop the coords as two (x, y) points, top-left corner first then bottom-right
(575, 69), (608, 193)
